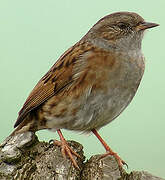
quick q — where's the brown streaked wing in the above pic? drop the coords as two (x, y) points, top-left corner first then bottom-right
(14, 44), (85, 128)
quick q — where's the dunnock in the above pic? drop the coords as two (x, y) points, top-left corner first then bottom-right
(11, 12), (159, 168)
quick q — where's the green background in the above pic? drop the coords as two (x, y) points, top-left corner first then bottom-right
(0, 0), (164, 178)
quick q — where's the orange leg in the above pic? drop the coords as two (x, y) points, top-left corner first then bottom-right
(53, 129), (81, 169)
(92, 129), (127, 167)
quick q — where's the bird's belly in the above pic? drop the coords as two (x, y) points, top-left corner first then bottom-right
(67, 86), (138, 132)
(46, 79), (142, 132)
(87, 87), (135, 129)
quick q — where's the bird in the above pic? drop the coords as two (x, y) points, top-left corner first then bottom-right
(11, 12), (159, 168)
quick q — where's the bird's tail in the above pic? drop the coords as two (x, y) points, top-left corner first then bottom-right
(9, 113), (35, 137)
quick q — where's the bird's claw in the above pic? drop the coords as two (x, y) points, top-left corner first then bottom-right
(53, 139), (81, 169)
(99, 151), (128, 168)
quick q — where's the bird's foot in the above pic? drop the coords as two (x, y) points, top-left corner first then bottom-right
(53, 139), (81, 169)
(91, 129), (128, 168)
(100, 150), (128, 168)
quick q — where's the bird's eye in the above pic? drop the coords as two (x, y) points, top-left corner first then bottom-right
(118, 23), (128, 29)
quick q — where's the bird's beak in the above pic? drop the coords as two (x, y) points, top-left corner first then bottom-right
(136, 22), (159, 31)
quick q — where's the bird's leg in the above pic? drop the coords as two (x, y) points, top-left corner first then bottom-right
(92, 129), (127, 167)
(53, 129), (81, 169)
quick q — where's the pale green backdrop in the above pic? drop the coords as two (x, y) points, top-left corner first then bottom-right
(0, 0), (164, 178)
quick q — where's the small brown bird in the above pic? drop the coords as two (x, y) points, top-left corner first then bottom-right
(11, 12), (159, 168)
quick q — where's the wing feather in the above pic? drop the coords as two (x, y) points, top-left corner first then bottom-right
(14, 45), (80, 127)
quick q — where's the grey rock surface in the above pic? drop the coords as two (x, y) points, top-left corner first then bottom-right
(0, 132), (164, 180)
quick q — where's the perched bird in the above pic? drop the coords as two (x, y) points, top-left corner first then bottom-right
(11, 12), (159, 168)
